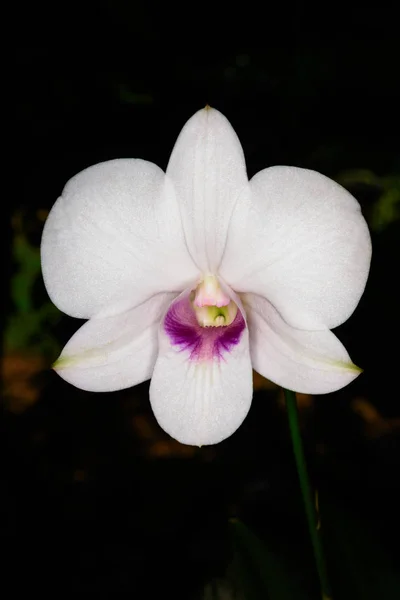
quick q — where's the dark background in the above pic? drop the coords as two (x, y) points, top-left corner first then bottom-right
(3, 4), (399, 598)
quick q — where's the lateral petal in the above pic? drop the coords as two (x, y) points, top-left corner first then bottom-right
(245, 293), (362, 394)
(54, 293), (176, 392)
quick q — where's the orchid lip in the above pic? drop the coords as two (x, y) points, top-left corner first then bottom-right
(164, 292), (245, 362)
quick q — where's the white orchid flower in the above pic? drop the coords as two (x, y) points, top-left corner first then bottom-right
(41, 107), (371, 446)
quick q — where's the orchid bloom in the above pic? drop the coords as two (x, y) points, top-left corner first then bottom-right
(41, 107), (371, 446)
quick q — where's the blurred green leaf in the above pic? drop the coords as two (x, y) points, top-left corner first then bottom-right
(370, 184), (400, 232)
(118, 84), (153, 105)
(336, 169), (381, 188)
(228, 519), (310, 600)
(5, 223), (61, 356)
(336, 169), (400, 232)
(203, 577), (244, 599)
(11, 234), (41, 313)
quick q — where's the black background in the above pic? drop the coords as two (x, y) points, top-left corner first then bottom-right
(4, 4), (400, 598)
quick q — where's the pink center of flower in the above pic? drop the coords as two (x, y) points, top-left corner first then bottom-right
(164, 290), (245, 362)
(193, 275), (231, 307)
(164, 277), (245, 360)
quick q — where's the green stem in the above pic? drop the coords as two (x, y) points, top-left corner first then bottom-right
(284, 388), (332, 600)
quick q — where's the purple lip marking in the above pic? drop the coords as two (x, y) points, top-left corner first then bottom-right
(164, 294), (246, 361)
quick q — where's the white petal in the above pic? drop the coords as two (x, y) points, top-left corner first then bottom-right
(166, 107), (248, 273)
(41, 159), (198, 318)
(245, 293), (362, 394)
(220, 166), (372, 330)
(149, 290), (253, 446)
(53, 293), (176, 392)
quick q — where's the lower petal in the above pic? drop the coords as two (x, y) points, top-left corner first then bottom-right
(244, 293), (362, 394)
(149, 290), (253, 446)
(53, 293), (176, 392)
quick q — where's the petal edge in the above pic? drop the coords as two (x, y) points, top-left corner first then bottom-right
(245, 293), (362, 395)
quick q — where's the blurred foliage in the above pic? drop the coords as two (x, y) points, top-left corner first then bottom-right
(4, 210), (61, 357)
(226, 519), (310, 600)
(336, 169), (400, 232)
(201, 503), (400, 599)
(118, 84), (153, 105)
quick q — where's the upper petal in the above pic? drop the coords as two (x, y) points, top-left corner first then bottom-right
(245, 293), (362, 394)
(220, 166), (372, 330)
(166, 107), (248, 273)
(41, 159), (198, 319)
(149, 288), (253, 445)
(53, 292), (176, 392)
